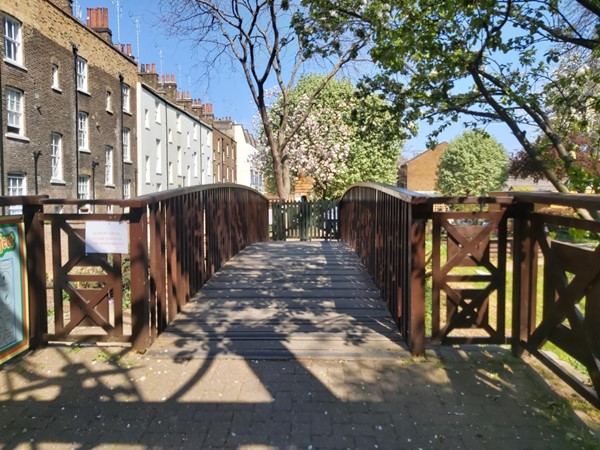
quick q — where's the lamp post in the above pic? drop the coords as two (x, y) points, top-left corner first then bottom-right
(91, 160), (99, 213)
(32, 150), (42, 194)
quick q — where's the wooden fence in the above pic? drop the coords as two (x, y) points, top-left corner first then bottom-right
(271, 200), (339, 241)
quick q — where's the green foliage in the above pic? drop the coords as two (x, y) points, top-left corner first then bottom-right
(257, 73), (406, 198)
(436, 130), (508, 196)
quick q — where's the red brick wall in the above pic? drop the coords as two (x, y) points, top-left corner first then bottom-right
(404, 142), (448, 192)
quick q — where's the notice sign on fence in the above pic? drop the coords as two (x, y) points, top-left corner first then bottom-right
(85, 221), (129, 254)
(0, 218), (29, 364)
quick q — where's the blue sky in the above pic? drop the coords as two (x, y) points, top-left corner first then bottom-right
(75, 0), (521, 156)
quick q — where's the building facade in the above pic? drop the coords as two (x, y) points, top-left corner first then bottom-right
(136, 81), (212, 195)
(1, 1), (137, 210)
(398, 142), (449, 193)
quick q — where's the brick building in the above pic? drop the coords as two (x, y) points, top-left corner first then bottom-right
(398, 142), (448, 193)
(210, 117), (237, 184)
(1, 0), (137, 211)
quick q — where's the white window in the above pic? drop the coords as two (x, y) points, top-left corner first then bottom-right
(6, 88), (24, 135)
(155, 101), (161, 123)
(193, 124), (198, 141)
(50, 132), (63, 181)
(145, 156), (151, 183)
(76, 56), (88, 92)
(106, 91), (112, 112)
(144, 109), (149, 129)
(7, 173), (26, 215)
(78, 112), (88, 151)
(124, 179), (131, 199)
(105, 145), (114, 185)
(186, 166), (191, 186)
(176, 113), (181, 133)
(186, 132), (191, 148)
(156, 182), (162, 192)
(123, 128), (130, 161)
(177, 146), (182, 176)
(4, 16), (22, 65)
(193, 152), (198, 177)
(156, 139), (162, 174)
(78, 175), (90, 200)
(168, 128), (172, 143)
(168, 162), (173, 184)
(122, 83), (130, 113)
(226, 144), (229, 157)
(52, 64), (60, 90)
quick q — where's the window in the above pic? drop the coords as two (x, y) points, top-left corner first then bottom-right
(124, 179), (131, 199)
(76, 56), (88, 92)
(50, 133), (63, 181)
(186, 132), (191, 148)
(78, 112), (88, 151)
(106, 91), (112, 112)
(6, 88), (24, 135)
(156, 182), (162, 192)
(4, 16), (22, 65)
(193, 152), (198, 177)
(193, 124), (198, 141)
(52, 64), (60, 90)
(168, 128), (172, 143)
(123, 128), (130, 161)
(226, 144), (230, 158)
(145, 156), (151, 183)
(156, 139), (162, 174)
(186, 166), (191, 186)
(155, 101), (161, 123)
(144, 109), (149, 129)
(176, 113), (181, 133)
(168, 162), (173, 184)
(7, 173), (26, 215)
(122, 83), (130, 113)
(78, 175), (90, 200)
(105, 145), (114, 185)
(177, 146), (182, 176)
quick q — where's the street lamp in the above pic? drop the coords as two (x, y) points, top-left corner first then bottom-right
(32, 151), (42, 194)
(91, 160), (99, 213)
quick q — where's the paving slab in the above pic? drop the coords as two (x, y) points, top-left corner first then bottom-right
(1, 242), (599, 449)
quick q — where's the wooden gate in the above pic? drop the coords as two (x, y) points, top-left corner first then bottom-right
(271, 200), (339, 241)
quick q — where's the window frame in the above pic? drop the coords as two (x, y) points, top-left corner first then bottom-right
(78, 111), (89, 152)
(6, 87), (24, 136)
(105, 145), (114, 185)
(106, 90), (112, 112)
(7, 173), (26, 215)
(122, 83), (130, 113)
(123, 128), (131, 162)
(76, 56), (88, 92)
(77, 175), (90, 200)
(156, 139), (162, 174)
(52, 64), (60, 90)
(4, 16), (22, 66)
(50, 132), (63, 182)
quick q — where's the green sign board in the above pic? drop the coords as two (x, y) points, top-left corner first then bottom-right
(0, 218), (29, 364)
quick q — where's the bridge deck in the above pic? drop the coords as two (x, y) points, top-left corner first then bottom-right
(149, 241), (409, 360)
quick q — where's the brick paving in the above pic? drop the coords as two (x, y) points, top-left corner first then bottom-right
(1, 242), (598, 449)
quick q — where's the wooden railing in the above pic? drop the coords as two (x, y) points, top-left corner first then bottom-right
(9, 184), (268, 352)
(340, 183), (600, 407)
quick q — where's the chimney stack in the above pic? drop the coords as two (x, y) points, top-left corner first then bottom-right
(138, 63), (159, 90)
(161, 74), (178, 102)
(87, 7), (113, 44)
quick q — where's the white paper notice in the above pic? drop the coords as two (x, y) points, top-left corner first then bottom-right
(85, 221), (129, 254)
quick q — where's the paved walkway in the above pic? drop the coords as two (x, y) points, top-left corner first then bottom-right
(1, 242), (598, 449)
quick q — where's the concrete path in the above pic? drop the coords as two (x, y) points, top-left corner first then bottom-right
(0, 242), (598, 449)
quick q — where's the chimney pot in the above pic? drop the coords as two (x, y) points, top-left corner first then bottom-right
(151, 63), (156, 73)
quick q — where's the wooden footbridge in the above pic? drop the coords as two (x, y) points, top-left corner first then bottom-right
(5, 183), (600, 408)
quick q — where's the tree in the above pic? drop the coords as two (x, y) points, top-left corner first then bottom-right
(253, 74), (405, 198)
(436, 130), (508, 197)
(161, 0), (366, 199)
(300, 0), (600, 216)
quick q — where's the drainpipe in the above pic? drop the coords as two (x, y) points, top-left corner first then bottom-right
(118, 72), (124, 198)
(72, 43), (80, 199)
(164, 99), (169, 189)
(33, 151), (42, 194)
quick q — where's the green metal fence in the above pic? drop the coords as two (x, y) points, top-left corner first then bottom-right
(271, 200), (339, 241)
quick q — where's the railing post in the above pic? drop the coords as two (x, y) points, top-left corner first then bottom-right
(129, 205), (151, 351)
(511, 202), (537, 357)
(23, 203), (47, 348)
(408, 203), (428, 356)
